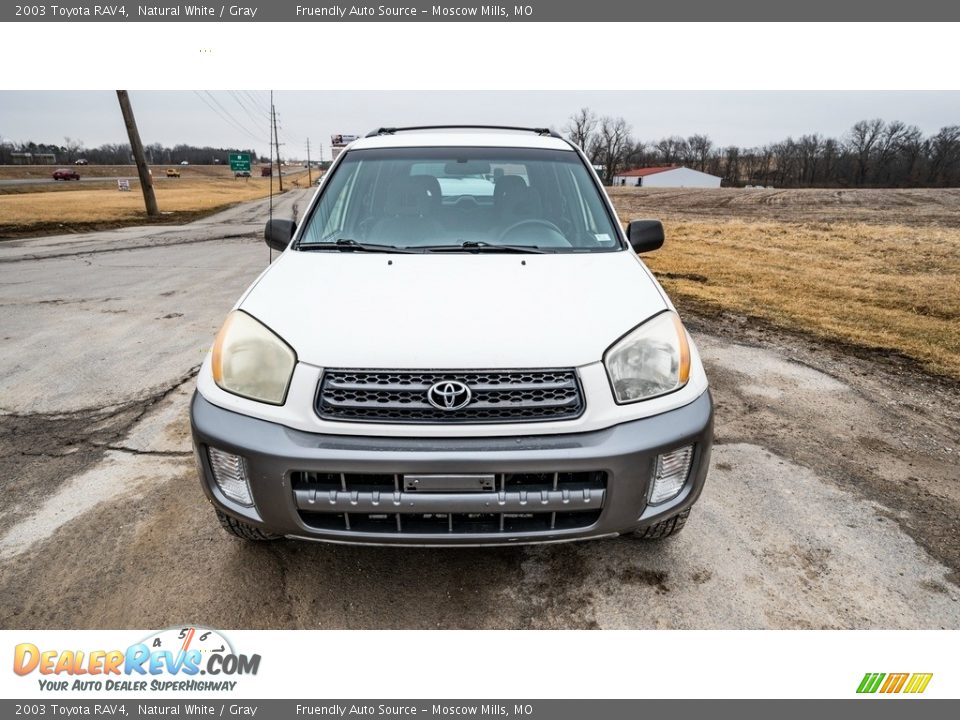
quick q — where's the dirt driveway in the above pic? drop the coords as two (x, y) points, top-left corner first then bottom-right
(1, 194), (958, 629)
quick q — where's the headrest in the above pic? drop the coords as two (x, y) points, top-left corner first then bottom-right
(384, 175), (442, 216)
(494, 174), (528, 203)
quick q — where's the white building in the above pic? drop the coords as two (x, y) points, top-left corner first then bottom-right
(612, 165), (721, 188)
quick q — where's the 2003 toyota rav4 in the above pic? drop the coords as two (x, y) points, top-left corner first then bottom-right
(190, 125), (713, 546)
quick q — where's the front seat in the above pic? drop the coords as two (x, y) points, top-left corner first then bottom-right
(495, 175), (543, 230)
(368, 175), (444, 246)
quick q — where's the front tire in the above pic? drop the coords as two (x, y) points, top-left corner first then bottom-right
(215, 509), (281, 541)
(634, 509), (690, 540)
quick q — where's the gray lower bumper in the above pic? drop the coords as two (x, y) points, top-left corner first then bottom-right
(190, 390), (713, 546)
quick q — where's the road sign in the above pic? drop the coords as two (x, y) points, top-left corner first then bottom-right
(229, 153), (251, 172)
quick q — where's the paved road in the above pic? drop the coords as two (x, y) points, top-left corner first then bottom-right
(0, 168), (306, 188)
(1, 197), (958, 629)
(0, 175), (172, 187)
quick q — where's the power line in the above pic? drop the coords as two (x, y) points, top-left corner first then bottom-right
(252, 90), (272, 111)
(229, 90), (269, 129)
(229, 90), (265, 120)
(192, 91), (264, 145)
(203, 91), (263, 140)
(241, 90), (271, 116)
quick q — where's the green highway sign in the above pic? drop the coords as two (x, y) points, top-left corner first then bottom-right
(229, 153), (251, 172)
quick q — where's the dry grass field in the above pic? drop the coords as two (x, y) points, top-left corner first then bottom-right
(607, 186), (960, 227)
(0, 166), (315, 236)
(609, 188), (960, 379)
(2, 178), (957, 379)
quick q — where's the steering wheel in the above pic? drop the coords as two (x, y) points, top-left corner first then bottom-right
(497, 218), (566, 244)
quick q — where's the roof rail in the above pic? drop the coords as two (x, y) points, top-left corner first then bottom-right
(364, 125), (563, 139)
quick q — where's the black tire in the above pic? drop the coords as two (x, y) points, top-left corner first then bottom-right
(215, 509), (280, 541)
(634, 509), (690, 540)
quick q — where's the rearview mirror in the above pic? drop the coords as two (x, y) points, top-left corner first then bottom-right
(264, 219), (296, 252)
(444, 160), (492, 176)
(626, 219), (665, 253)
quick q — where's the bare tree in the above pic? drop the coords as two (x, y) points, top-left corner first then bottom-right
(654, 136), (686, 165)
(797, 134), (822, 186)
(62, 136), (85, 162)
(896, 126), (925, 186)
(564, 107), (598, 152)
(686, 134), (713, 172)
(927, 125), (960, 185)
(846, 119), (885, 185)
(820, 137), (840, 184)
(624, 139), (649, 169)
(19, 106), (960, 189)
(592, 116), (632, 184)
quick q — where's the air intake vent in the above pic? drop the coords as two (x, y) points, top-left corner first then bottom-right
(316, 369), (584, 424)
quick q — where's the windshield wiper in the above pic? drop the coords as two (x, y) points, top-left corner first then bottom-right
(299, 239), (418, 254)
(420, 241), (547, 254)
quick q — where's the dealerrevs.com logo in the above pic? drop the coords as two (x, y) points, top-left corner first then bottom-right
(13, 627), (261, 692)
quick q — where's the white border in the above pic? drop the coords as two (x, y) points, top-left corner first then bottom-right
(2, 23), (959, 90)
(2, 19), (957, 704)
(2, 630), (957, 699)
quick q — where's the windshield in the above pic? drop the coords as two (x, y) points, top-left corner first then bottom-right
(297, 146), (623, 252)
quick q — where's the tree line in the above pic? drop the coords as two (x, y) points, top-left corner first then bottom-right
(0, 138), (264, 166)
(564, 108), (960, 188)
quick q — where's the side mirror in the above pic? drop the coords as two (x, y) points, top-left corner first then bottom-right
(626, 219), (665, 253)
(264, 219), (296, 252)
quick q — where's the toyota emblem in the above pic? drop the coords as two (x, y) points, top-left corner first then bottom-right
(426, 380), (472, 411)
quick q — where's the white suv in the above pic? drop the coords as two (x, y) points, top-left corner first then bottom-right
(190, 126), (713, 546)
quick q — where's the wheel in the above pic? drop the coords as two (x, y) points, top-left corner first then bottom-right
(634, 509), (690, 540)
(497, 218), (565, 242)
(214, 508), (280, 541)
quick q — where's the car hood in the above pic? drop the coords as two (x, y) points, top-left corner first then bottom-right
(239, 250), (668, 368)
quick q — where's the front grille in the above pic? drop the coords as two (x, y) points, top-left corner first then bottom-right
(292, 471), (606, 535)
(316, 369), (584, 424)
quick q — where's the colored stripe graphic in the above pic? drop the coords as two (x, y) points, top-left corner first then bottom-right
(857, 672), (932, 694)
(880, 673), (909, 693)
(857, 673), (885, 693)
(904, 673), (933, 694)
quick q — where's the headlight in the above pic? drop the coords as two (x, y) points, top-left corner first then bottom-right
(604, 311), (691, 403)
(211, 310), (296, 405)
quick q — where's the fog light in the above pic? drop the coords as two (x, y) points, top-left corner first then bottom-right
(207, 447), (253, 506)
(650, 445), (694, 504)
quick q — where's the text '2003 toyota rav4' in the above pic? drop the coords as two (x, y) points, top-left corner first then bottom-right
(190, 125), (713, 546)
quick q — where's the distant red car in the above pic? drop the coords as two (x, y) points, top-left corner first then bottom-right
(53, 169), (81, 181)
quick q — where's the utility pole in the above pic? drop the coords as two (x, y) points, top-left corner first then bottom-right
(116, 90), (159, 217)
(271, 94), (283, 192)
(269, 90), (274, 264)
(306, 138), (312, 186)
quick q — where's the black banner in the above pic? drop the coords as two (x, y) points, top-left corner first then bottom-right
(1, 700), (958, 718)
(4, 0), (960, 22)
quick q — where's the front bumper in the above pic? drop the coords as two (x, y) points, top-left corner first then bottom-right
(190, 390), (713, 546)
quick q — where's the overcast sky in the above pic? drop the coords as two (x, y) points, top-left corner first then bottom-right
(1, 90), (957, 160)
